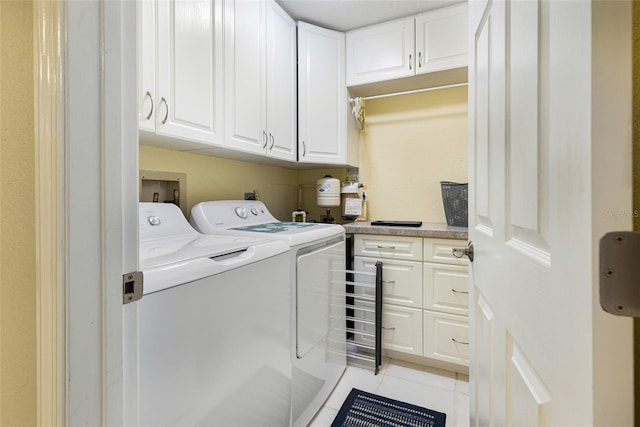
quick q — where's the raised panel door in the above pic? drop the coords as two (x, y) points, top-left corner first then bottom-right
(346, 17), (415, 86)
(157, 0), (223, 147)
(224, 0), (266, 154)
(469, 0), (633, 425)
(415, 3), (467, 75)
(266, 0), (296, 161)
(298, 22), (347, 164)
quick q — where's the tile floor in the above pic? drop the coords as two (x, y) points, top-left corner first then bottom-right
(308, 358), (470, 427)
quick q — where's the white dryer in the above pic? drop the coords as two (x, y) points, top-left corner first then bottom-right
(132, 202), (292, 426)
(190, 200), (347, 427)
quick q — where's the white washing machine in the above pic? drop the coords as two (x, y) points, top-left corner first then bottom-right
(133, 202), (292, 426)
(190, 200), (347, 427)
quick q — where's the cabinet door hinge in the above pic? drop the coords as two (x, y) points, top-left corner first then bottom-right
(123, 271), (143, 304)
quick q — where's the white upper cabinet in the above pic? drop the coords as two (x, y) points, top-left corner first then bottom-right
(265, 0), (297, 161)
(139, 0), (224, 149)
(224, 0), (297, 161)
(138, 0), (156, 134)
(415, 3), (468, 74)
(346, 3), (468, 87)
(346, 17), (415, 87)
(298, 22), (358, 166)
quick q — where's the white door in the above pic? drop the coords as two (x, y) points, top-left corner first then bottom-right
(468, 0), (633, 425)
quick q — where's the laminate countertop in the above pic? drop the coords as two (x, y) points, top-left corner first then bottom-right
(342, 221), (468, 240)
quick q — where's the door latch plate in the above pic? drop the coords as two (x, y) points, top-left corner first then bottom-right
(123, 271), (143, 304)
(599, 231), (640, 317)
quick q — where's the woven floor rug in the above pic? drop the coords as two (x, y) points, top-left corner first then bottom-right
(331, 388), (446, 427)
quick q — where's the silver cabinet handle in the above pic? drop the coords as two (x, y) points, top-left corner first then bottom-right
(451, 337), (469, 345)
(382, 280), (396, 285)
(262, 131), (268, 148)
(376, 245), (396, 250)
(144, 91), (154, 120)
(409, 53), (412, 70)
(160, 97), (168, 124)
(302, 141), (306, 156)
(382, 326), (396, 331)
(269, 133), (274, 150)
(451, 288), (469, 294)
(418, 52), (422, 68)
(452, 241), (474, 262)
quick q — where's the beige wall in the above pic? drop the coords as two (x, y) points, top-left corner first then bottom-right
(140, 145), (348, 222)
(140, 87), (468, 226)
(0, 1), (37, 425)
(357, 86), (468, 222)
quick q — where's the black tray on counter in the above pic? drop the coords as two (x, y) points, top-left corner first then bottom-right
(370, 220), (423, 227)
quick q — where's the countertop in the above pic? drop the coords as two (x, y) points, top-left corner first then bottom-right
(342, 221), (468, 240)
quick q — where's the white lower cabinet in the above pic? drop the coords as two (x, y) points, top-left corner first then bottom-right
(423, 311), (469, 365)
(354, 257), (422, 308)
(382, 305), (423, 355)
(354, 234), (469, 369)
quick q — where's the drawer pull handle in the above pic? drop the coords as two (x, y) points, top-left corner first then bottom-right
(451, 338), (469, 345)
(376, 245), (396, 250)
(451, 288), (469, 294)
(382, 326), (396, 331)
(382, 280), (396, 285)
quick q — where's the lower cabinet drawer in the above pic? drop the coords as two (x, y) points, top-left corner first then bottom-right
(354, 234), (423, 261)
(423, 262), (469, 315)
(423, 310), (469, 366)
(382, 305), (423, 355)
(354, 256), (422, 308)
(424, 238), (469, 266)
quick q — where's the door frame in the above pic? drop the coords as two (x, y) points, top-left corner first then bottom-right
(35, 0), (138, 424)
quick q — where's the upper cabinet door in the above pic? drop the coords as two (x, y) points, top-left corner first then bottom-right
(298, 22), (349, 165)
(156, 0), (224, 147)
(224, 0), (267, 154)
(346, 17), (415, 87)
(415, 3), (467, 74)
(265, 0), (297, 161)
(138, 0), (156, 133)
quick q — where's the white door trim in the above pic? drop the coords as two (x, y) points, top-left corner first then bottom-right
(34, 1), (65, 424)
(35, 0), (138, 425)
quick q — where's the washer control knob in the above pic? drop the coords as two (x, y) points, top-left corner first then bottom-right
(235, 207), (247, 219)
(250, 208), (258, 216)
(148, 215), (161, 226)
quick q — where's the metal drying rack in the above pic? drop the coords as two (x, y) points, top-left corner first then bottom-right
(345, 261), (383, 374)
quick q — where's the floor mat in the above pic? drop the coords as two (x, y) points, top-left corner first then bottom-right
(331, 388), (446, 427)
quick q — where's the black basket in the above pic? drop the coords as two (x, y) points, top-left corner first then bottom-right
(440, 181), (468, 227)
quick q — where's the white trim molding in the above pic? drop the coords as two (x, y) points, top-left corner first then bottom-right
(34, 0), (66, 425)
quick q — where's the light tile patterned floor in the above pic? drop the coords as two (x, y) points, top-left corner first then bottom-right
(308, 358), (470, 427)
